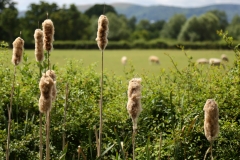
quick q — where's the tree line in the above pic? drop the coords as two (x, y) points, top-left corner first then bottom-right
(1, 0), (240, 45)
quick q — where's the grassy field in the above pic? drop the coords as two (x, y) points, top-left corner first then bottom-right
(4, 49), (236, 75)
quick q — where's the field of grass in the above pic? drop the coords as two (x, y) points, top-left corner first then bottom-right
(4, 49), (236, 75)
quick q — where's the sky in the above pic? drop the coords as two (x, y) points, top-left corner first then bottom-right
(16, 0), (240, 11)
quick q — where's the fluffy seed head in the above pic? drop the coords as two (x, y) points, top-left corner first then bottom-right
(46, 70), (57, 101)
(39, 74), (54, 113)
(42, 19), (54, 52)
(127, 78), (142, 130)
(12, 37), (24, 65)
(34, 29), (44, 62)
(203, 99), (219, 142)
(95, 15), (109, 51)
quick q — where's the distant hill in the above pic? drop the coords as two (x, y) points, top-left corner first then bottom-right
(77, 3), (240, 22)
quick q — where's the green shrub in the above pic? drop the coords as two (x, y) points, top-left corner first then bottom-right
(1, 39), (240, 159)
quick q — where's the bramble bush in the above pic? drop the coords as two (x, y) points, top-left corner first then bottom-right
(0, 33), (240, 159)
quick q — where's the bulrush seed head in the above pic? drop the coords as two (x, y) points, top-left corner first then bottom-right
(46, 70), (57, 101)
(127, 78), (142, 130)
(203, 99), (219, 142)
(42, 19), (54, 52)
(34, 29), (44, 62)
(12, 37), (24, 66)
(96, 15), (109, 51)
(39, 74), (54, 113)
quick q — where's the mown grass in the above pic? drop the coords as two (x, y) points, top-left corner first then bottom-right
(3, 49), (235, 75)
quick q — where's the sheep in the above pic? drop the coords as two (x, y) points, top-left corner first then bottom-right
(209, 58), (225, 69)
(121, 56), (127, 65)
(149, 55), (160, 64)
(209, 58), (221, 66)
(196, 58), (209, 64)
(221, 54), (229, 62)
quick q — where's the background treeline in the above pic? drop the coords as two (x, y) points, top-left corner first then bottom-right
(1, 0), (240, 49)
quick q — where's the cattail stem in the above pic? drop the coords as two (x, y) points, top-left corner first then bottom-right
(38, 63), (43, 160)
(46, 110), (50, 160)
(63, 83), (68, 150)
(39, 112), (43, 160)
(47, 51), (50, 70)
(210, 142), (213, 160)
(158, 132), (162, 160)
(132, 129), (136, 160)
(6, 65), (16, 160)
(99, 50), (104, 158)
(94, 126), (100, 157)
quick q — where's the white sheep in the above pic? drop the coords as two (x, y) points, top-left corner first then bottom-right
(149, 55), (160, 64)
(221, 54), (229, 62)
(196, 58), (209, 64)
(121, 56), (127, 65)
(209, 58), (225, 69)
(209, 58), (221, 66)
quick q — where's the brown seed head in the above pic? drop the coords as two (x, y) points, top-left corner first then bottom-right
(127, 78), (142, 130)
(12, 37), (24, 66)
(34, 29), (44, 62)
(39, 74), (54, 113)
(96, 15), (109, 51)
(46, 70), (57, 101)
(203, 99), (219, 142)
(42, 19), (54, 52)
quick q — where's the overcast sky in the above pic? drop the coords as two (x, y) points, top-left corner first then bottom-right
(17, 0), (240, 11)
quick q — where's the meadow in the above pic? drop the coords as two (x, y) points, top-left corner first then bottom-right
(17, 49), (235, 76)
(1, 46), (240, 159)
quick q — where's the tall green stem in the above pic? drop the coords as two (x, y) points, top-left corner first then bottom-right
(99, 50), (104, 158)
(6, 65), (16, 160)
(132, 129), (136, 160)
(39, 65), (43, 160)
(46, 110), (50, 160)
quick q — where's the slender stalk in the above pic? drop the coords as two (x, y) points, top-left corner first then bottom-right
(39, 64), (43, 160)
(62, 83), (68, 150)
(6, 65), (16, 160)
(39, 112), (43, 160)
(47, 51), (50, 70)
(94, 126), (100, 157)
(204, 145), (211, 160)
(99, 50), (103, 158)
(158, 132), (162, 160)
(210, 142), (213, 160)
(132, 129), (136, 160)
(46, 110), (50, 160)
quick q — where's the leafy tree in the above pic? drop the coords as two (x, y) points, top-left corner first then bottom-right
(85, 4), (117, 18)
(132, 19), (152, 40)
(0, 8), (18, 42)
(226, 15), (240, 40)
(149, 20), (165, 39)
(208, 10), (228, 31)
(127, 16), (137, 31)
(106, 12), (130, 41)
(51, 4), (90, 40)
(19, 1), (59, 42)
(178, 13), (220, 41)
(0, 0), (18, 42)
(160, 14), (186, 39)
(0, 0), (17, 12)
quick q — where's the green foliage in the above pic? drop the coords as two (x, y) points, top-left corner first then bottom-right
(85, 4), (117, 18)
(178, 12), (221, 41)
(1, 38), (240, 159)
(160, 14), (186, 39)
(226, 15), (240, 40)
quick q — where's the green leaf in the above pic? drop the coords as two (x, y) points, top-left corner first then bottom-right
(59, 143), (68, 160)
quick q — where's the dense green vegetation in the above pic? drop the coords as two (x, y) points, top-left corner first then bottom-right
(1, 0), (240, 48)
(0, 32), (240, 159)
